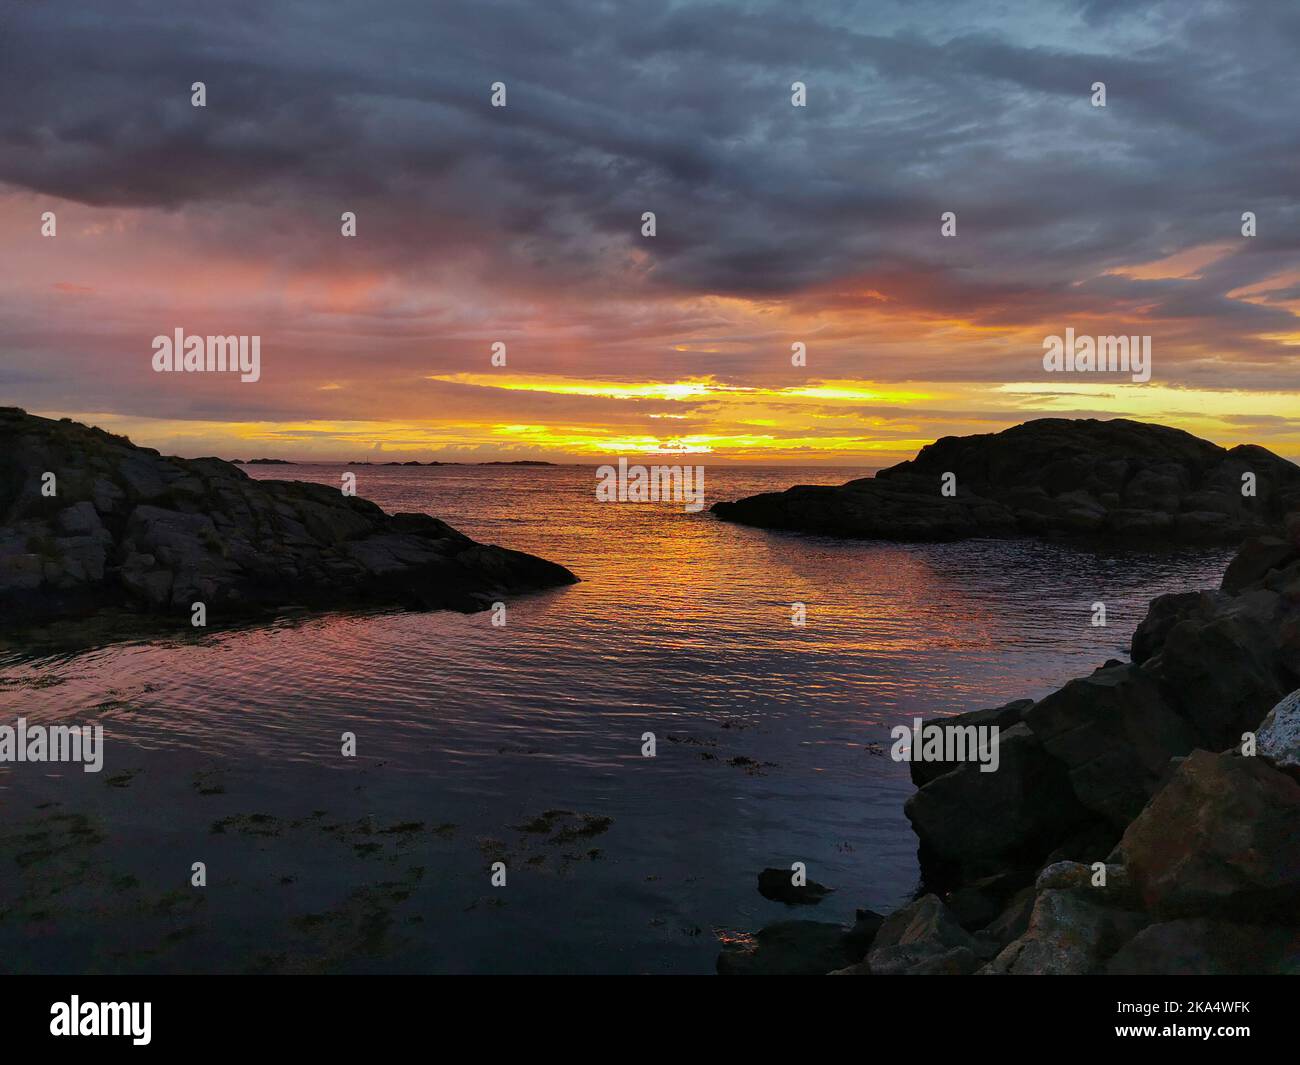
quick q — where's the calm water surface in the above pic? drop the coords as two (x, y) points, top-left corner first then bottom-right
(0, 465), (1232, 973)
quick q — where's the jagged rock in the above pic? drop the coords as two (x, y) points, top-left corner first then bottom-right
(713, 418), (1300, 544)
(1035, 860), (1136, 908)
(1140, 591), (1289, 750)
(1023, 663), (1195, 825)
(842, 504), (1300, 977)
(1130, 590), (1205, 665)
(1106, 919), (1300, 975)
(56, 500), (104, 536)
(0, 407), (577, 632)
(757, 867), (834, 905)
(906, 699), (1033, 788)
(1115, 749), (1300, 921)
(979, 886), (1037, 948)
(716, 921), (857, 975)
(982, 887), (1147, 975)
(866, 894), (982, 975)
(905, 723), (1092, 883)
(943, 870), (1035, 931)
(1222, 535), (1299, 594)
(1257, 689), (1300, 771)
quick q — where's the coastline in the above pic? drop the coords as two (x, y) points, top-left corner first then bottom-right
(719, 516), (1300, 975)
(0, 408), (577, 638)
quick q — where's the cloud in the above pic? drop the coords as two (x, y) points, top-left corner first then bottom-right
(0, 0), (1297, 459)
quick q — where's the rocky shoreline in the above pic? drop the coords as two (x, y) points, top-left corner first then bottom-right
(712, 418), (1300, 544)
(0, 408), (577, 635)
(719, 513), (1300, 975)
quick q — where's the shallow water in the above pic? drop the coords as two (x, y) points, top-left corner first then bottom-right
(0, 465), (1232, 973)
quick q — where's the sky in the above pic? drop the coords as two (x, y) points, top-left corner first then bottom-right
(1, 0), (1297, 465)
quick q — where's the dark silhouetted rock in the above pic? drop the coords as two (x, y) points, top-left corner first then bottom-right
(0, 408), (577, 633)
(904, 723), (1092, 884)
(757, 867), (834, 905)
(982, 879), (1147, 975)
(842, 909), (886, 958)
(712, 418), (1300, 544)
(906, 699), (1033, 788)
(1115, 749), (1300, 921)
(865, 894), (982, 975)
(716, 921), (856, 975)
(1023, 664), (1195, 826)
(1222, 534), (1299, 593)
(942, 870), (1036, 932)
(821, 502), (1300, 976)
(1105, 919), (1300, 975)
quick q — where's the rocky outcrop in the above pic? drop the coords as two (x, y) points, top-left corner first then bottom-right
(857, 894), (986, 975)
(897, 515), (1300, 974)
(712, 418), (1300, 544)
(1116, 750), (1300, 921)
(904, 716), (1092, 883)
(0, 408), (577, 631)
(719, 506), (1300, 975)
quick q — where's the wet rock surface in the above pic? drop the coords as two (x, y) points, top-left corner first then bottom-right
(757, 867), (835, 906)
(717, 920), (861, 975)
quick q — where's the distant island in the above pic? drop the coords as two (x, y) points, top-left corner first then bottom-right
(341, 460), (559, 467)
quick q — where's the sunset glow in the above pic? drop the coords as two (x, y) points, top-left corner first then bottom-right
(1, 3), (1295, 464)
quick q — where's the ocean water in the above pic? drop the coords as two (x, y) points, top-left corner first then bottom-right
(0, 464), (1232, 973)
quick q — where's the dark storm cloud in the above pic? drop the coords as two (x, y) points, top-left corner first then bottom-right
(2, 0), (1297, 301)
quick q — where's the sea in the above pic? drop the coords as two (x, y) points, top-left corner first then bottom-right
(0, 464), (1232, 973)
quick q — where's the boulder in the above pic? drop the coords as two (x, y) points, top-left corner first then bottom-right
(717, 921), (857, 975)
(1222, 535), (1299, 594)
(1141, 592), (1288, 750)
(982, 887), (1146, 975)
(1106, 919), (1300, 975)
(852, 508), (1300, 978)
(978, 886), (1036, 948)
(865, 894), (982, 975)
(905, 723), (1092, 883)
(1023, 664), (1195, 825)
(1115, 749), (1300, 920)
(943, 869), (1035, 931)
(757, 867), (834, 906)
(906, 700), (1032, 788)
(1257, 689), (1300, 771)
